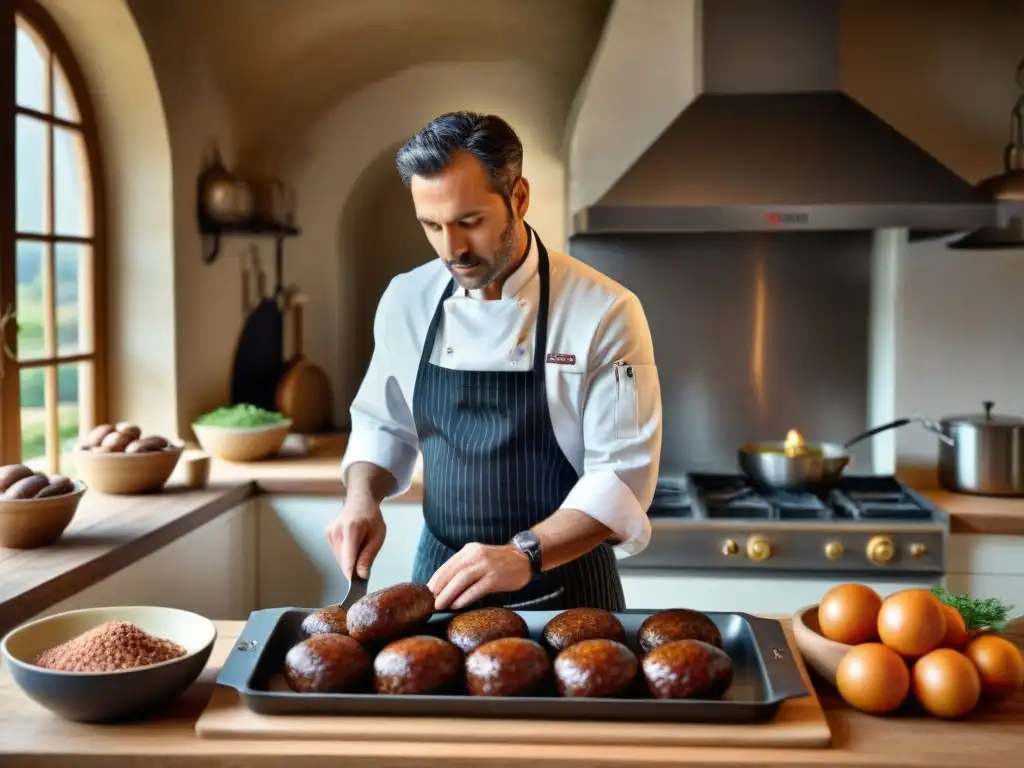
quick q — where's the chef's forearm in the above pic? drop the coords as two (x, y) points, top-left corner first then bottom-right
(530, 508), (615, 571)
(343, 461), (396, 503)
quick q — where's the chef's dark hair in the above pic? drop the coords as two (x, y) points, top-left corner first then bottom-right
(395, 111), (523, 203)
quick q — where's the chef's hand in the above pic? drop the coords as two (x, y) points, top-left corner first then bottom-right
(324, 494), (386, 580)
(428, 543), (532, 611)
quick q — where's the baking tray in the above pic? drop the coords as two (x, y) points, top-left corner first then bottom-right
(215, 607), (809, 724)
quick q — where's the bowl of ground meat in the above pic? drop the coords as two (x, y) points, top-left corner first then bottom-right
(0, 605), (217, 722)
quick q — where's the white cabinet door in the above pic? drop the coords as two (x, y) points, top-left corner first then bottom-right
(945, 534), (1024, 612)
(620, 571), (941, 615)
(33, 501), (257, 621)
(257, 496), (424, 609)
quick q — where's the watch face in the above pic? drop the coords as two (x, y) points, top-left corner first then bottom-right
(514, 532), (542, 573)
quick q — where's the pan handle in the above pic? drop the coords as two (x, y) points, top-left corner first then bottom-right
(843, 417), (954, 449)
(842, 418), (913, 448)
(744, 615), (810, 704)
(215, 607), (290, 692)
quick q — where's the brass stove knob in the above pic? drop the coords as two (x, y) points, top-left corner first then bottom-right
(746, 536), (772, 562)
(824, 540), (844, 561)
(722, 539), (739, 556)
(866, 535), (895, 565)
(909, 542), (928, 558)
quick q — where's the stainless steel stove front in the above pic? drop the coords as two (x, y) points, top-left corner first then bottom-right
(622, 474), (950, 577)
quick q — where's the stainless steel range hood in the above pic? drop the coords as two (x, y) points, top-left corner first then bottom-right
(572, 0), (997, 237)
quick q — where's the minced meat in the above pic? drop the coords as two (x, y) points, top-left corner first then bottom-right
(33, 620), (187, 672)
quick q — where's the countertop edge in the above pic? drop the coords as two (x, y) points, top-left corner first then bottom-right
(0, 482), (255, 634)
(2, 443), (1023, 634)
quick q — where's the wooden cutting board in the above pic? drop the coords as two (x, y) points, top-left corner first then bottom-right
(195, 625), (832, 749)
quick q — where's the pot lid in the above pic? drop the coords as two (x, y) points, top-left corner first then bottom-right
(943, 400), (1024, 427)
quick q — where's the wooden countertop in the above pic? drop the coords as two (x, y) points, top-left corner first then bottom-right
(2, 433), (1024, 634)
(1, 616), (1021, 767)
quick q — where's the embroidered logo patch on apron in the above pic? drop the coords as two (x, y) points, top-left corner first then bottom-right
(546, 352), (576, 366)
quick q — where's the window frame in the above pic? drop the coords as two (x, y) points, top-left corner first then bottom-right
(1, 0), (108, 472)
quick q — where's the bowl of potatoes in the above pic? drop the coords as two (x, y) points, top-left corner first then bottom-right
(73, 422), (183, 495)
(0, 464), (87, 548)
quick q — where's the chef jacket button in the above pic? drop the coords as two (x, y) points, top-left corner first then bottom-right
(510, 359), (517, 367)
(517, 299), (526, 308)
(445, 346), (453, 355)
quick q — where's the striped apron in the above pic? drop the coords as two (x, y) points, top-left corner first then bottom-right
(410, 229), (625, 611)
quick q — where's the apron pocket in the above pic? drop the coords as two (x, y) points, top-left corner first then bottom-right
(614, 363), (658, 438)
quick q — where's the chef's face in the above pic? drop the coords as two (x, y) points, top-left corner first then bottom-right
(410, 152), (530, 293)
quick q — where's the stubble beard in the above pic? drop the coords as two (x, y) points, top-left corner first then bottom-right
(448, 214), (519, 292)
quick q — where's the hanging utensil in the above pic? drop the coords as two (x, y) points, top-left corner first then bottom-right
(240, 247), (254, 317)
(229, 245), (285, 411)
(275, 289), (333, 434)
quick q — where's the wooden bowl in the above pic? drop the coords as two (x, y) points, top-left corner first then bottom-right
(191, 420), (291, 462)
(0, 480), (86, 548)
(73, 442), (184, 495)
(0, 605), (216, 723)
(792, 603), (854, 688)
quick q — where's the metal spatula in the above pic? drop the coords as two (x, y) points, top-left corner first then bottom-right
(322, 573), (369, 615)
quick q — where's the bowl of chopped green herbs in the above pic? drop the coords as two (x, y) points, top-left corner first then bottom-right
(191, 405), (292, 462)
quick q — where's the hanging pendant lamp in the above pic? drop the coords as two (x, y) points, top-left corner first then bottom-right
(948, 58), (1024, 250)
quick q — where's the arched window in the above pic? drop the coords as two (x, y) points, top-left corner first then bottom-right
(2, 0), (106, 475)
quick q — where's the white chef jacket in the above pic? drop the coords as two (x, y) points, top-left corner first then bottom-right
(340, 232), (663, 556)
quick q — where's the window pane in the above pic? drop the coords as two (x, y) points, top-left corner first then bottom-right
(54, 127), (90, 237)
(15, 22), (47, 113)
(16, 115), (49, 234)
(53, 63), (79, 123)
(58, 361), (90, 477)
(19, 366), (47, 467)
(56, 243), (90, 355)
(16, 239), (46, 360)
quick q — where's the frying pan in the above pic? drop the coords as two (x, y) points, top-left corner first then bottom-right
(738, 416), (954, 491)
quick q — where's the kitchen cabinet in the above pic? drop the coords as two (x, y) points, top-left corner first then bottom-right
(30, 501), (258, 622)
(256, 495), (424, 609)
(946, 534), (1024, 611)
(619, 571), (940, 615)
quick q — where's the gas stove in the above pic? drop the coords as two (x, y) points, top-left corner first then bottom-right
(626, 473), (948, 575)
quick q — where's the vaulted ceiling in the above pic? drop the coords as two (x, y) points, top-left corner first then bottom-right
(170, 0), (612, 159)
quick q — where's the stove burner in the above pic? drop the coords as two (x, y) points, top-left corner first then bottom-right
(685, 473), (940, 523)
(649, 480), (694, 518)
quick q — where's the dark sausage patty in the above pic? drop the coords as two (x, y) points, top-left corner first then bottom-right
(447, 607), (529, 654)
(374, 635), (463, 695)
(636, 608), (722, 654)
(541, 608), (626, 654)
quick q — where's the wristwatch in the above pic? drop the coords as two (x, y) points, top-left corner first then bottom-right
(511, 531), (543, 576)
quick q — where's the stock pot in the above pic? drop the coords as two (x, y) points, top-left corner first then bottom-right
(936, 400), (1024, 497)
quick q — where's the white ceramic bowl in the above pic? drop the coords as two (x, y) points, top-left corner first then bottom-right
(191, 419), (291, 462)
(1, 605), (217, 722)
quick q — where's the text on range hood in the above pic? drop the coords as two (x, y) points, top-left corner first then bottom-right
(572, 0), (997, 236)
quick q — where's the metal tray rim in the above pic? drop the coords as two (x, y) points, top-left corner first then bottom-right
(217, 606), (809, 722)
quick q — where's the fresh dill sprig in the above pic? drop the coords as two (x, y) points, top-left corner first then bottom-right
(931, 587), (1014, 633)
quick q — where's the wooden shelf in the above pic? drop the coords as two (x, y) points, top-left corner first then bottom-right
(199, 217), (301, 264)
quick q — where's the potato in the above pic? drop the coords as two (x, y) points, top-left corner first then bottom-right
(81, 424), (116, 449)
(125, 435), (170, 454)
(0, 464), (34, 492)
(100, 430), (133, 453)
(3, 473), (51, 500)
(34, 475), (75, 498)
(115, 422), (142, 441)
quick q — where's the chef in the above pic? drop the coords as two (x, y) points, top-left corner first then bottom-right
(326, 111), (662, 612)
